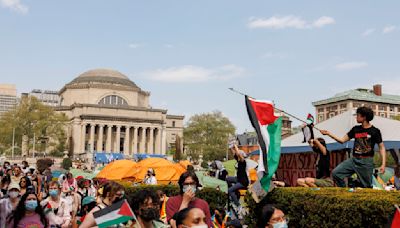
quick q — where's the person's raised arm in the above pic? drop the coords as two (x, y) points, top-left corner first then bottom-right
(312, 139), (327, 155)
(320, 130), (350, 144)
(232, 145), (245, 162)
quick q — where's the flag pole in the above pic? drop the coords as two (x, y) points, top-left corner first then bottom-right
(228, 88), (321, 131)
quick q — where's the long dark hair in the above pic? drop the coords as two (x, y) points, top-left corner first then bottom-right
(257, 204), (277, 228)
(19, 176), (32, 189)
(7, 191), (48, 228)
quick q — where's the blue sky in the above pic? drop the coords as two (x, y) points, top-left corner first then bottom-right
(1, 1), (400, 132)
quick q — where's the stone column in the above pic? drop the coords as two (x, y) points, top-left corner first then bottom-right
(132, 127), (138, 154)
(115, 125), (121, 153)
(124, 126), (130, 155)
(139, 127), (146, 153)
(149, 127), (154, 154)
(106, 125), (112, 152)
(161, 124), (167, 155)
(72, 121), (82, 154)
(89, 124), (95, 153)
(81, 124), (87, 152)
(97, 125), (104, 152)
(155, 128), (161, 154)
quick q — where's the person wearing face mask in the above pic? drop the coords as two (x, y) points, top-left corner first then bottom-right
(40, 181), (71, 228)
(0, 183), (20, 228)
(166, 172), (212, 228)
(129, 189), (167, 228)
(175, 207), (208, 228)
(7, 191), (49, 228)
(257, 204), (288, 228)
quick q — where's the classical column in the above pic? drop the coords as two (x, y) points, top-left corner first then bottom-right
(81, 124), (87, 152)
(139, 127), (146, 153)
(155, 128), (161, 154)
(115, 125), (121, 153)
(149, 127), (154, 154)
(89, 124), (95, 153)
(132, 127), (138, 154)
(97, 125), (104, 152)
(106, 125), (112, 152)
(161, 124), (167, 155)
(72, 122), (81, 154)
(124, 126), (130, 155)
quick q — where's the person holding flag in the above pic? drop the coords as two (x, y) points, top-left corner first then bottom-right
(320, 106), (386, 188)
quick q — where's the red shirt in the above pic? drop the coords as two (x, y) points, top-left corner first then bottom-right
(166, 195), (212, 227)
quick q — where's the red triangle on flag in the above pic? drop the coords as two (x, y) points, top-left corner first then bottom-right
(391, 210), (400, 228)
(118, 201), (134, 218)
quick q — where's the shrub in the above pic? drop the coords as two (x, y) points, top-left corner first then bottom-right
(245, 187), (400, 228)
(62, 158), (72, 170)
(122, 184), (228, 214)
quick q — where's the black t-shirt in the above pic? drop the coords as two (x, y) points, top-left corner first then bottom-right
(347, 125), (382, 157)
(234, 155), (249, 187)
(312, 147), (330, 179)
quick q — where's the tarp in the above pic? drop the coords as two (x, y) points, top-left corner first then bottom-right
(95, 153), (125, 163)
(134, 158), (186, 184)
(69, 168), (97, 180)
(96, 160), (139, 180)
(133, 154), (166, 160)
(195, 171), (228, 193)
(281, 109), (400, 154)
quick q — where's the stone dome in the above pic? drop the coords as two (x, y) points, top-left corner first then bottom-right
(68, 68), (138, 88)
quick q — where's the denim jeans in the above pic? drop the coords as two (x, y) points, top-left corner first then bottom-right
(227, 176), (246, 206)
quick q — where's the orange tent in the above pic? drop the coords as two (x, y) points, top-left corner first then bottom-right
(178, 160), (192, 169)
(134, 158), (186, 184)
(96, 160), (139, 180)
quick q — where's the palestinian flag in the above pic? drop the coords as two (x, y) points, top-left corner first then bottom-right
(306, 113), (314, 124)
(245, 96), (282, 192)
(94, 199), (136, 228)
(44, 203), (52, 214)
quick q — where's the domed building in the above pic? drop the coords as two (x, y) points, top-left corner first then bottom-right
(56, 68), (184, 156)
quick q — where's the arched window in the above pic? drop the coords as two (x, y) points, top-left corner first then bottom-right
(98, 95), (128, 106)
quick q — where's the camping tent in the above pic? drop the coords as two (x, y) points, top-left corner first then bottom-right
(96, 160), (138, 180)
(195, 171), (228, 193)
(178, 160), (192, 169)
(134, 158), (186, 184)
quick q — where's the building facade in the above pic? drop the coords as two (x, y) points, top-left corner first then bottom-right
(55, 69), (184, 156)
(29, 89), (60, 106)
(313, 84), (400, 123)
(0, 84), (17, 115)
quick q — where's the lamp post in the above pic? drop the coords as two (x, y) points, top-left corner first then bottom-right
(12, 127), (15, 158)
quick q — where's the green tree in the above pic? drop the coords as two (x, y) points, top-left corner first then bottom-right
(0, 96), (68, 156)
(183, 111), (236, 162)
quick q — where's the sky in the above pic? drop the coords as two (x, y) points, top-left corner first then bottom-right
(1, 0), (400, 132)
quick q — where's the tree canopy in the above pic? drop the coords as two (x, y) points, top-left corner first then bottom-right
(0, 96), (68, 156)
(183, 111), (236, 162)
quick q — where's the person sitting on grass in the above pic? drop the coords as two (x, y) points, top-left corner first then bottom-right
(297, 138), (333, 188)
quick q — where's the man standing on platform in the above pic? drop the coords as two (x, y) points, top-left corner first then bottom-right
(320, 107), (386, 188)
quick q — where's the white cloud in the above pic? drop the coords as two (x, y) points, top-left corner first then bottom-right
(128, 43), (143, 49)
(383, 25), (396, 34)
(261, 52), (287, 59)
(247, 15), (335, 29)
(362, 28), (375, 37)
(144, 64), (245, 83)
(335, 61), (368, 71)
(0, 0), (28, 14)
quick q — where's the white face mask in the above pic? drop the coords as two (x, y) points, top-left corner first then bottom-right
(183, 185), (197, 194)
(272, 221), (288, 228)
(9, 191), (19, 199)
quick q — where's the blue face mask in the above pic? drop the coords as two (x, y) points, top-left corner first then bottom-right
(272, 222), (288, 228)
(49, 189), (59, 197)
(25, 200), (38, 211)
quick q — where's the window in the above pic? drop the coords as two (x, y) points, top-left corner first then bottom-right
(318, 114), (324, 122)
(329, 112), (336, 118)
(379, 105), (386, 111)
(99, 95), (128, 106)
(390, 105), (395, 112)
(379, 112), (386, 118)
(172, 121), (176, 127)
(353, 103), (361, 108)
(340, 104), (347, 109)
(318, 108), (324, 113)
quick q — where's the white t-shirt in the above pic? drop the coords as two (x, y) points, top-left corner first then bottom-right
(144, 176), (157, 185)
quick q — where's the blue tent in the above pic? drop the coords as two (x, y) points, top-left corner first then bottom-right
(94, 152), (125, 163)
(133, 153), (166, 160)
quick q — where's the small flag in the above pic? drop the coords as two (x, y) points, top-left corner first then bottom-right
(44, 203), (52, 214)
(94, 199), (136, 228)
(306, 113), (314, 124)
(391, 206), (400, 228)
(245, 96), (282, 194)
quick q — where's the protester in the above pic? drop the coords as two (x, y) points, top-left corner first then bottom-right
(21, 161), (30, 175)
(389, 166), (400, 190)
(321, 107), (386, 188)
(11, 166), (24, 185)
(212, 207), (228, 228)
(166, 172), (212, 227)
(257, 204), (288, 228)
(40, 181), (71, 228)
(7, 191), (49, 228)
(213, 160), (228, 181)
(175, 207), (207, 228)
(144, 168), (157, 185)
(0, 175), (11, 197)
(0, 182), (20, 228)
(226, 144), (249, 213)
(297, 138), (333, 187)
(19, 176), (32, 196)
(64, 172), (77, 192)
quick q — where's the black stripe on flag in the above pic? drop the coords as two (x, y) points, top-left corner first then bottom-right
(245, 95), (268, 175)
(94, 199), (126, 218)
